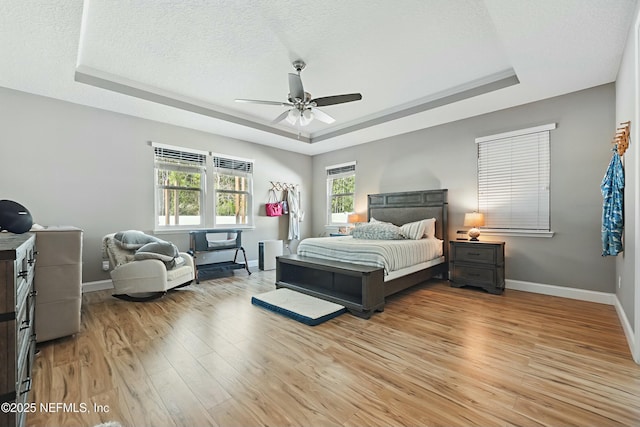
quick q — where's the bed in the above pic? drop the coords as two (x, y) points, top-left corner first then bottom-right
(275, 189), (448, 318)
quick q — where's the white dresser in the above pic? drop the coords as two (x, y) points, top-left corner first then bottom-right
(32, 226), (83, 342)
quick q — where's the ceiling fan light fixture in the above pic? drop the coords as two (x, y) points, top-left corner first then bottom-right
(286, 109), (298, 125)
(300, 109), (314, 126)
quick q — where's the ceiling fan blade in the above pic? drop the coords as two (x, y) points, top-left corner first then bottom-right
(235, 99), (292, 107)
(271, 109), (292, 124)
(311, 93), (362, 107)
(288, 73), (305, 101)
(312, 107), (336, 124)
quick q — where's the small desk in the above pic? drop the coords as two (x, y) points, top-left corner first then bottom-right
(189, 229), (251, 283)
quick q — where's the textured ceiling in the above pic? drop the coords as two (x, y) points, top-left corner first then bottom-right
(0, 0), (636, 155)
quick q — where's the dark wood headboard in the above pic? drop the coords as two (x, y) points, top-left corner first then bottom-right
(367, 189), (448, 260)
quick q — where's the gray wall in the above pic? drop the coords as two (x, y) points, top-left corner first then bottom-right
(0, 87), (312, 282)
(0, 83), (620, 293)
(615, 4), (638, 337)
(312, 84), (617, 292)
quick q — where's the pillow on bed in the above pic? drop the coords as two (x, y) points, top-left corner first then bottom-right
(398, 218), (437, 239)
(422, 218), (436, 238)
(351, 223), (405, 240)
(400, 220), (427, 240)
(369, 217), (391, 224)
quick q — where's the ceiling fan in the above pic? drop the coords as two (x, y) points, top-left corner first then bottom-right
(235, 60), (362, 127)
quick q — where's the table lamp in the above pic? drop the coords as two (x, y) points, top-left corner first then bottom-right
(347, 213), (365, 232)
(464, 212), (485, 241)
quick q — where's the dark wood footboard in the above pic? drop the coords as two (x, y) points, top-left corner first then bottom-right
(275, 254), (385, 319)
(276, 254), (447, 318)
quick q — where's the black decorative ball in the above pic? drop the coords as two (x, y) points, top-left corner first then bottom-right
(0, 200), (33, 234)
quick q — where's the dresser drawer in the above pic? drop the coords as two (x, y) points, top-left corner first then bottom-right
(16, 245), (35, 285)
(16, 277), (30, 314)
(452, 244), (499, 265)
(18, 334), (35, 390)
(451, 264), (499, 287)
(16, 300), (31, 378)
(16, 258), (35, 369)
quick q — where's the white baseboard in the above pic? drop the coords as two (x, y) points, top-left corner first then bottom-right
(82, 279), (113, 293)
(82, 259), (260, 293)
(613, 295), (638, 363)
(505, 279), (616, 305)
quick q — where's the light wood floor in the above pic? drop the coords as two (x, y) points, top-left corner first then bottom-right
(26, 271), (640, 427)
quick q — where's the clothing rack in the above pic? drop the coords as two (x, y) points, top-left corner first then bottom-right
(612, 121), (631, 157)
(270, 181), (298, 192)
(269, 181), (303, 241)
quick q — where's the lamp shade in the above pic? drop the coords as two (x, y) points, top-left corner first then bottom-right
(348, 213), (365, 224)
(463, 212), (485, 227)
(286, 109), (298, 125)
(464, 212), (484, 241)
(300, 109), (314, 126)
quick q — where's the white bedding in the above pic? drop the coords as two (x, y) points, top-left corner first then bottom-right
(296, 236), (443, 275)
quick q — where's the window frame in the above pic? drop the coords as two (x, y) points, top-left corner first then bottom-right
(153, 143), (207, 231)
(326, 161), (356, 226)
(475, 123), (555, 238)
(212, 153), (254, 229)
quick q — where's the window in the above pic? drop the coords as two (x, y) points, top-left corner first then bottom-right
(327, 162), (356, 224)
(213, 154), (254, 227)
(154, 144), (206, 228)
(476, 123), (555, 235)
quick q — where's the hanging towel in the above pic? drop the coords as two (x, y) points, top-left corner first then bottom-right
(287, 189), (300, 241)
(601, 148), (624, 256)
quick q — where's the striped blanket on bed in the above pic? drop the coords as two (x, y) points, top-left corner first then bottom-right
(296, 236), (443, 275)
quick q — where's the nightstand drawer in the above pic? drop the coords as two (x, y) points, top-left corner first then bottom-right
(452, 244), (499, 265)
(451, 264), (497, 287)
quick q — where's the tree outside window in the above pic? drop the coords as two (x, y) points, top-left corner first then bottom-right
(213, 156), (253, 226)
(154, 147), (205, 228)
(214, 173), (250, 225)
(327, 162), (356, 224)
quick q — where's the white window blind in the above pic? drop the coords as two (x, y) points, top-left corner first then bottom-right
(213, 156), (253, 175)
(476, 124), (555, 232)
(154, 146), (206, 171)
(326, 162), (356, 178)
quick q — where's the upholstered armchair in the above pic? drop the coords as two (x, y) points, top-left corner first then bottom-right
(102, 231), (195, 301)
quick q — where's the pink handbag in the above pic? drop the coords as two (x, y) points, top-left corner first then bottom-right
(265, 190), (283, 217)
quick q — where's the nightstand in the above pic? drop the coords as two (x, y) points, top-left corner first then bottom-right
(449, 240), (505, 294)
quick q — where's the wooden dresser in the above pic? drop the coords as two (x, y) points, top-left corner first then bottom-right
(0, 233), (37, 427)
